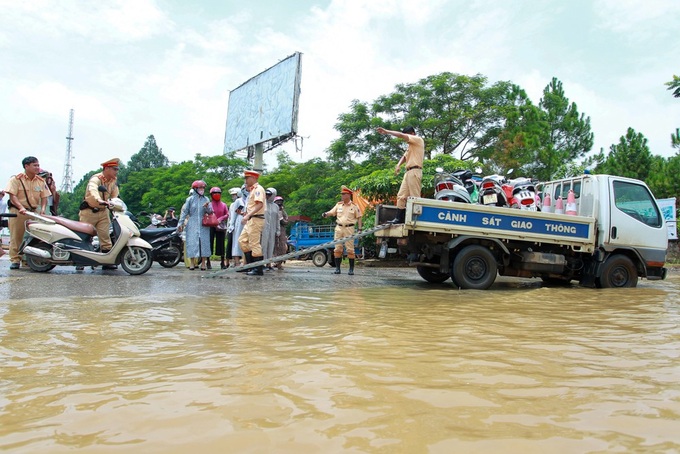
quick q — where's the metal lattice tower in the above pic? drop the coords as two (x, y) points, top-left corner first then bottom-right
(60, 109), (75, 193)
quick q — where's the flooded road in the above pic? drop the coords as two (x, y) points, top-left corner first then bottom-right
(1, 261), (679, 453)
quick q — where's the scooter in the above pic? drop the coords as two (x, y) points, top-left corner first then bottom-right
(452, 168), (479, 202)
(433, 168), (472, 203)
(508, 177), (538, 211)
(478, 174), (509, 207)
(19, 198), (154, 275)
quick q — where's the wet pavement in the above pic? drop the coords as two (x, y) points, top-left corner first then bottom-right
(0, 257), (434, 300)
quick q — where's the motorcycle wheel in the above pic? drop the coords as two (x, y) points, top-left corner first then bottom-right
(120, 246), (153, 275)
(157, 245), (182, 268)
(25, 245), (56, 272)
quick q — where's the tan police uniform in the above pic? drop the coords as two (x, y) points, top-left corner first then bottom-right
(396, 134), (425, 209)
(327, 191), (362, 260)
(79, 161), (120, 251)
(4, 173), (51, 264)
(238, 181), (267, 257)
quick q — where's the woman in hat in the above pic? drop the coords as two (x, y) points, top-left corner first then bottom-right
(178, 180), (213, 270)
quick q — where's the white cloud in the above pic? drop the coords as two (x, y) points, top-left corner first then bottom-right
(594, 0), (680, 33)
(13, 82), (118, 126)
(0, 0), (173, 44)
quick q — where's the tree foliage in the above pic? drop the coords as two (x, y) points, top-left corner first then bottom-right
(666, 75), (680, 98)
(125, 135), (169, 177)
(530, 78), (593, 180)
(327, 73), (593, 181)
(593, 127), (653, 180)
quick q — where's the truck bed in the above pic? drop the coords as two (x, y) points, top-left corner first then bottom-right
(376, 198), (596, 253)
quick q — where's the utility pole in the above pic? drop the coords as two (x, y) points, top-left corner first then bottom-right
(60, 109), (75, 193)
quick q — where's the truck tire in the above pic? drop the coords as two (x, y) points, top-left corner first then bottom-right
(451, 245), (497, 290)
(416, 265), (450, 283)
(597, 254), (638, 288)
(312, 250), (328, 267)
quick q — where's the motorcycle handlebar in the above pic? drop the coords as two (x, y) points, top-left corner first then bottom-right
(0, 213), (18, 218)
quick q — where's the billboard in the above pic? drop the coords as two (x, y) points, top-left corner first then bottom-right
(658, 197), (677, 240)
(224, 52), (302, 154)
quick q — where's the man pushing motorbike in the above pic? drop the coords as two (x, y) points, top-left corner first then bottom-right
(77, 158), (121, 271)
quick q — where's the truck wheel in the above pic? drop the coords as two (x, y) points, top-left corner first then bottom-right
(416, 265), (450, 283)
(452, 245), (497, 290)
(597, 254), (638, 288)
(312, 250), (328, 267)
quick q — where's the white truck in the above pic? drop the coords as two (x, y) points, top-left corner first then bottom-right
(375, 174), (668, 289)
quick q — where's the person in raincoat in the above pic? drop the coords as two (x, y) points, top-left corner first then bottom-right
(273, 195), (289, 270)
(178, 180), (213, 270)
(262, 187), (280, 270)
(227, 185), (247, 267)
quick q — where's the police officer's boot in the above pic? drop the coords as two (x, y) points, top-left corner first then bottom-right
(246, 256), (264, 276)
(348, 259), (355, 275)
(237, 252), (252, 272)
(333, 257), (341, 274)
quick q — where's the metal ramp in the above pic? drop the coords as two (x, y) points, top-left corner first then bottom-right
(206, 223), (393, 277)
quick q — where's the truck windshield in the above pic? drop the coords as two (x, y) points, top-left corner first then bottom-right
(613, 181), (663, 228)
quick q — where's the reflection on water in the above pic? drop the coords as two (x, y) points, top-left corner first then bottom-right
(1, 278), (679, 453)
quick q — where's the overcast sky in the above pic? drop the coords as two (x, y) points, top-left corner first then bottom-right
(1, 0), (678, 189)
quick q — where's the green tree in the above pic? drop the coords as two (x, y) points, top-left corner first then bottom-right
(125, 135), (169, 178)
(530, 78), (593, 180)
(475, 85), (548, 175)
(327, 73), (522, 168)
(672, 128), (680, 151)
(666, 75), (680, 98)
(646, 153), (680, 199)
(119, 153), (248, 215)
(593, 127), (653, 180)
(57, 170), (97, 219)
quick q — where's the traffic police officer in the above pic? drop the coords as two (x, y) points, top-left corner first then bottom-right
(238, 170), (267, 276)
(78, 158), (120, 270)
(322, 185), (363, 275)
(4, 156), (51, 269)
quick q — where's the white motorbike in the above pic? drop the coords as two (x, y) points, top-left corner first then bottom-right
(19, 198), (154, 275)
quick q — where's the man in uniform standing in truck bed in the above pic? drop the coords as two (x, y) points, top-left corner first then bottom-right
(377, 126), (425, 224)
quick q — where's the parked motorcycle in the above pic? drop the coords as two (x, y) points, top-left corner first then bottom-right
(20, 198), (154, 275)
(433, 168), (472, 203)
(138, 226), (183, 268)
(124, 211), (183, 268)
(508, 177), (538, 211)
(452, 168), (479, 202)
(478, 174), (509, 207)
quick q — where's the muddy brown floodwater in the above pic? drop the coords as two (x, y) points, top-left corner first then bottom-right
(1, 259), (679, 453)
